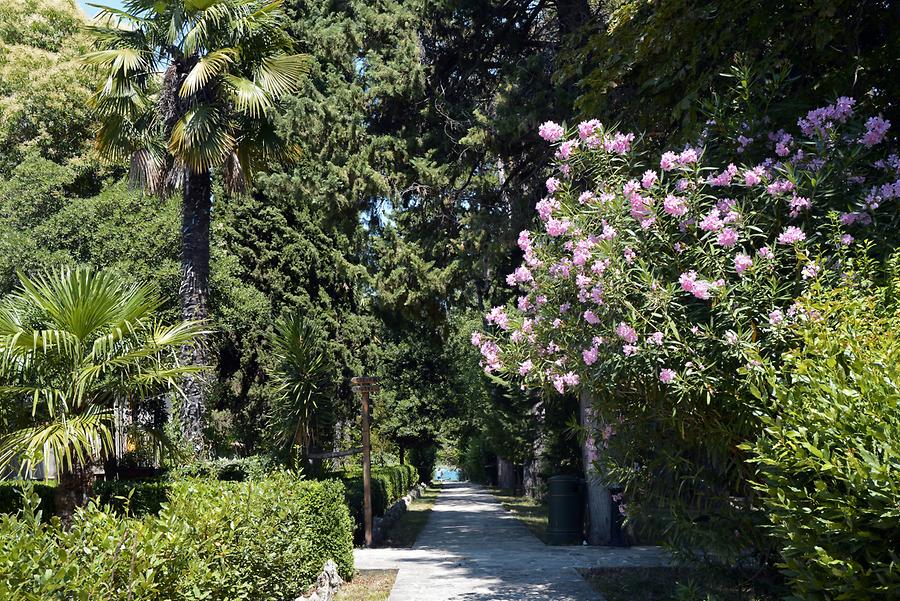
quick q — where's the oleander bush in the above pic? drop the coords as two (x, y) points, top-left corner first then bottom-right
(0, 473), (354, 600)
(747, 282), (900, 600)
(477, 93), (898, 564)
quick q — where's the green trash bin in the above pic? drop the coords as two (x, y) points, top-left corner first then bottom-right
(546, 475), (583, 545)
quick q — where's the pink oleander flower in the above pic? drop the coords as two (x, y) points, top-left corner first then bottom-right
(757, 246), (773, 259)
(539, 121), (564, 142)
(536, 197), (559, 221)
(577, 119), (601, 141)
(616, 322), (638, 344)
(861, 116), (890, 147)
(517, 230), (531, 251)
(699, 209), (724, 232)
(659, 368), (676, 384)
(622, 344), (638, 356)
(663, 195), (687, 217)
(517, 296), (532, 312)
(623, 247), (636, 264)
(724, 330), (739, 345)
(798, 97), (855, 136)
(734, 253), (753, 274)
(768, 309), (784, 325)
(708, 163), (738, 186)
(546, 218), (570, 237)
(743, 166), (764, 186)
(660, 151), (678, 171)
(789, 195), (811, 217)
(601, 223), (617, 240)
(717, 227), (739, 248)
(584, 310), (600, 325)
(470, 332), (482, 346)
(691, 279), (711, 300)
(802, 262), (820, 280)
(841, 233), (854, 245)
(582, 346), (599, 365)
(679, 271), (697, 293)
(559, 163), (571, 176)
(767, 179), (795, 195)
(578, 191), (595, 204)
(486, 306), (509, 330)
(510, 330), (524, 343)
(641, 170), (658, 189)
(546, 177), (561, 194)
(518, 359), (533, 375)
(556, 139), (579, 160)
(678, 148), (699, 165)
(649, 332), (664, 346)
(604, 132), (635, 154)
(777, 226), (806, 245)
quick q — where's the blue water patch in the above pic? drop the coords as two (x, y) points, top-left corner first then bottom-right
(434, 468), (460, 482)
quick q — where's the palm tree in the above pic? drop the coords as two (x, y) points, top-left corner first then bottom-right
(84, 0), (310, 450)
(0, 268), (206, 523)
(267, 313), (332, 467)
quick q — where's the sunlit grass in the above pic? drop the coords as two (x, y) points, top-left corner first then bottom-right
(335, 569), (398, 601)
(379, 483), (441, 548)
(489, 487), (549, 543)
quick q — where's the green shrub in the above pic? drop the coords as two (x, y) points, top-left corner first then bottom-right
(0, 480), (55, 519)
(93, 480), (170, 516)
(336, 464), (419, 541)
(167, 454), (275, 481)
(0, 474), (354, 599)
(748, 289), (900, 600)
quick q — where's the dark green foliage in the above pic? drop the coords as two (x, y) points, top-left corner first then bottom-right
(747, 283), (900, 599)
(167, 455), (276, 482)
(407, 446), (438, 485)
(0, 480), (55, 519)
(92, 480), (170, 517)
(575, 0), (900, 140)
(0, 474), (354, 599)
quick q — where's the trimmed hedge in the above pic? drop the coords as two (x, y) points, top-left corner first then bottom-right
(93, 479), (170, 516)
(0, 474), (354, 600)
(0, 480), (55, 519)
(337, 464), (418, 541)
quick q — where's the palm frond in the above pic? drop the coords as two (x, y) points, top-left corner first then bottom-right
(224, 75), (273, 118)
(0, 410), (114, 475)
(254, 54), (312, 98)
(169, 104), (235, 171)
(179, 48), (237, 97)
(82, 48), (149, 76)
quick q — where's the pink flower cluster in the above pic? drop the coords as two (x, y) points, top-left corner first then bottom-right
(798, 96), (855, 136)
(679, 271), (720, 300)
(539, 121), (565, 142)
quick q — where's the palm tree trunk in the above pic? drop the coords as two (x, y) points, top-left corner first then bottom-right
(55, 462), (94, 528)
(179, 169), (212, 454)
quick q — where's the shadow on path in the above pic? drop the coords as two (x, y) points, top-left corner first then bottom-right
(354, 482), (669, 601)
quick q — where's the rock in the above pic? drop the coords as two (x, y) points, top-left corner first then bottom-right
(297, 559), (344, 601)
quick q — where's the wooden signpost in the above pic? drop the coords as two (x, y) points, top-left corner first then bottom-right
(351, 376), (379, 547)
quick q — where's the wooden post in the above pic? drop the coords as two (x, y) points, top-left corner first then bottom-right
(352, 377), (379, 548)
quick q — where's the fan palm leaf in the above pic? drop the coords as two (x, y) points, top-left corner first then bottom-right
(0, 267), (207, 482)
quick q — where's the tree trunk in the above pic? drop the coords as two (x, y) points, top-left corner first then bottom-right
(497, 456), (516, 490)
(179, 168), (212, 454)
(580, 389), (611, 545)
(399, 445), (405, 465)
(54, 462), (94, 528)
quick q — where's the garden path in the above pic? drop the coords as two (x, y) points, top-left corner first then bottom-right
(353, 482), (669, 601)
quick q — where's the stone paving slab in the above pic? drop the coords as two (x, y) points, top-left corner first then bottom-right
(354, 482), (670, 601)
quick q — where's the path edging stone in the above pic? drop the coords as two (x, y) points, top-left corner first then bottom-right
(373, 483), (426, 545)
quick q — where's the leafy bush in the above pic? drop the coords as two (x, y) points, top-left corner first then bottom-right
(748, 284), (900, 599)
(168, 454), (276, 481)
(92, 480), (170, 516)
(0, 474), (354, 600)
(0, 480), (55, 519)
(408, 445), (438, 484)
(337, 464), (419, 541)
